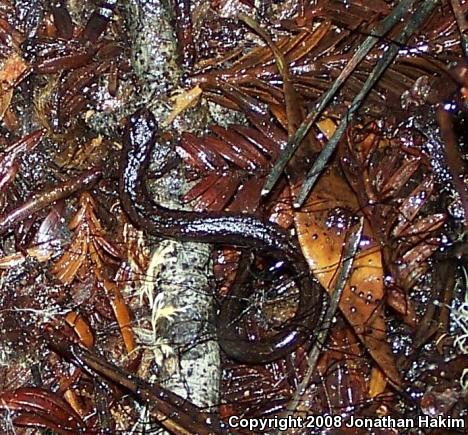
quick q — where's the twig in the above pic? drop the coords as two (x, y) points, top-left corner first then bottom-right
(277, 217), (364, 427)
(261, 0), (420, 198)
(295, 0), (439, 208)
(46, 336), (233, 435)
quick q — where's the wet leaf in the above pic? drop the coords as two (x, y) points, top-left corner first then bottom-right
(210, 125), (270, 168)
(369, 366), (387, 398)
(182, 173), (222, 204)
(0, 387), (85, 434)
(295, 164), (402, 386)
(227, 176), (264, 214)
(193, 172), (241, 211)
(399, 238), (440, 289)
(391, 177), (434, 237)
(0, 129), (44, 192)
(165, 85), (202, 125)
(399, 213), (446, 242)
(98, 274), (136, 354)
(204, 135), (256, 170)
(0, 88), (12, 120)
(178, 124), (282, 214)
(65, 311), (94, 348)
(0, 52), (29, 92)
(51, 193), (135, 353)
(179, 132), (226, 171)
(51, 236), (87, 285)
(379, 157), (421, 198)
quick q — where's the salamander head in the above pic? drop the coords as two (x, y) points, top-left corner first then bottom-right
(127, 107), (157, 133)
(124, 108), (159, 155)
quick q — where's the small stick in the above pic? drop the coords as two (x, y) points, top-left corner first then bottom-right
(277, 217), (363, 426)
(295, 0), (439, 208)
(46, 335), (239, 434)
(261, 0), (420, 198)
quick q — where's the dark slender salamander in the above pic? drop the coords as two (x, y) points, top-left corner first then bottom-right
(119, 108), (325, 364)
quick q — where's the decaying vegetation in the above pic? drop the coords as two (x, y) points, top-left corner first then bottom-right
(0, 0), (466, 433)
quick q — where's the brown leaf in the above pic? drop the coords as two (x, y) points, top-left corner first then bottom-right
(179, 123), (283, 214)
(0, 387), (85, 433)
(313, 324), (368, 414)
(0, 53), (29, 91)
(193, 172), (241, 211)
(227, 176), (264, 214)
(267, 183), (294, 229)
(65, 311), (94, 348)
(368, 366), (387, 398)
(0, 129), (44, 192)
(98, 275), (136, 354)
(233, 125), (280, 159)
(398, 213), (446, 245)
(399, 238), (440, 289)
(0, 88), (12, 120)
(203, 136), (254, 170)
(210, 125), (269, 168)
(379, 158), (421, 198)
(295, 165), (402, 386)
(51, 236), (87, 285)
(179, 132), (226, 171)
(391, 177), (434, 237)
(12, 414), (80, 435)
(182, 173), (222, 204)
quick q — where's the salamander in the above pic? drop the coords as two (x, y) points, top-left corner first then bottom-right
(119, 108), (325, 363)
